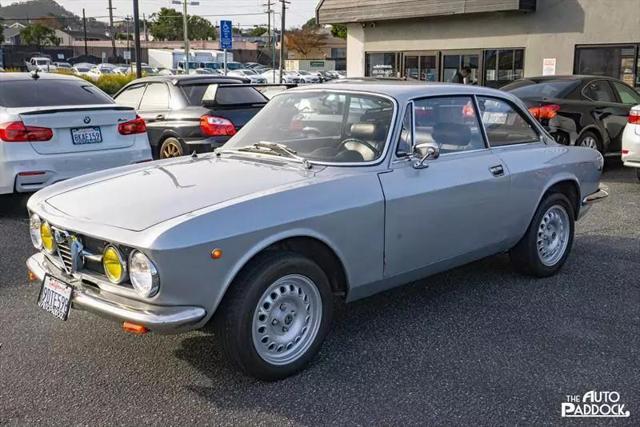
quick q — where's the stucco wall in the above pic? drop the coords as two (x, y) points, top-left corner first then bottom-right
(347, 0), (640, 77)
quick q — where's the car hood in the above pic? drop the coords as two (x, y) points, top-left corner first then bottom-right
(44, 155), (317, 232)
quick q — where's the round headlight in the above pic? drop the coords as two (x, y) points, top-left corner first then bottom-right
(103, 245), (126, 284)
(30, 214), (42, 249)
(129, 251), (159, 297)
(41, 221), (55, 254)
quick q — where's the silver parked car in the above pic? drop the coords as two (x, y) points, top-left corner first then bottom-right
(26, 83), (607, 380)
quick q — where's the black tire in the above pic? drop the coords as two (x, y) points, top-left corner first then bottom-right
(213, 251), (333, 381)
(510, 192), (575, 277)
(576, 130), (603, 154)
(636, 168), (640, 182)
(158, 137), (184, 159)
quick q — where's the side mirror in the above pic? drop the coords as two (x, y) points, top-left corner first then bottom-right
(411, 142), (440, 169)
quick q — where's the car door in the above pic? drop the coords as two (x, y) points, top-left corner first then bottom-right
(137, 82), (172, 148)
(582, 80), (629, 152)
(379, 95), (511, 279)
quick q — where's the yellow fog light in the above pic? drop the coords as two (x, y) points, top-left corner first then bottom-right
(41, 222), (55, 254)
(103, 245), (126, 284)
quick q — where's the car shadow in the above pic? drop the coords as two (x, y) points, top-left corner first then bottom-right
(0, 193), (30, 219)
(172, 233), (639, 424)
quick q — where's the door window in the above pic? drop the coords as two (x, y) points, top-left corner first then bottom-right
(611, 81), (640, 104)
(139, 83), (170, 110)
(476, 97), (539, 146)
(582, 80), (615, 102)
(413, 96), (485, 154)
(114, 84), (146, 109)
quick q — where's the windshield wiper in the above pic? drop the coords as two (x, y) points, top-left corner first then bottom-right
(235, 141), (312, 169)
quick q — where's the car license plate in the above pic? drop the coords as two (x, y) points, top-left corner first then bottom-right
(70, 127), (102, 145)
(37, 275), (73, 321)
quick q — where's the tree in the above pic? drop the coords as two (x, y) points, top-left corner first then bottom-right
(34, 15), (63, 31)
(149, 8), (216, 41)
(302, 17), (319, 30)
(331, 24), (347, 39)
(20, 23), (61, 48)
(248, 26), (268, 37)
(285, 27), (328, 59)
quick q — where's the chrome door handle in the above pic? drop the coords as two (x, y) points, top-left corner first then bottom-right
(155, 114), (165, 120)
(489, 165), (504, 177)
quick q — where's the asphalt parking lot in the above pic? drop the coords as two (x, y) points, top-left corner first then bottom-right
(0, 161), (638, 425)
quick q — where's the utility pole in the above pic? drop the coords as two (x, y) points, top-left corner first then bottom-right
(264, 1), (275, 81)
(82, 8), (88, 57)
(143, 13), (148, 42)
(279, 0), (289, 83)
(107, 0), (117, 59)
(133, 0), (142, 78)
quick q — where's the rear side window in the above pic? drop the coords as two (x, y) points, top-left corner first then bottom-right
(477, 97), (539, 146)
(114, 84), (146, 108)
(0, 79), (113, 108)
(139, 83), (170, 110)
(611, 81), (640, 104)
(582, 80), (615, 102)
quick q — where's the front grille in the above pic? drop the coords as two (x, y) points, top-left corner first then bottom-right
(54, 230), (74, 272)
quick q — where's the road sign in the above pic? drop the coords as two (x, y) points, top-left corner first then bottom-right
(220, 20), (233, 50)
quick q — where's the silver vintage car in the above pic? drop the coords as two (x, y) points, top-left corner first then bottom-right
(26, 82), (607, 380)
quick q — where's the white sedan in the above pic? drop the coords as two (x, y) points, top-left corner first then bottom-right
(622, 104), (640, 181)
(0, 73), (152, 195)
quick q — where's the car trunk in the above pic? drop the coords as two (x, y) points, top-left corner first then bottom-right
(14, 105), (137, 155)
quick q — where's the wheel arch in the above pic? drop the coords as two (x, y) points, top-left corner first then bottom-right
(576, 125), (607, 147)
(210, 230), (351, 320)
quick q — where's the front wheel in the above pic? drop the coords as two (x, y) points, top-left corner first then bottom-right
(510, 193), (575, 277)
(213, 252), (333, 381)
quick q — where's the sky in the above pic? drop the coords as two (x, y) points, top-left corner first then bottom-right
(49, 0), (319, 29)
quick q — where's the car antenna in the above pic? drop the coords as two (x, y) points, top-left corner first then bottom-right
(30, 69), (40, 80)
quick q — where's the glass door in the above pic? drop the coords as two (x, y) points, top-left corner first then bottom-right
(441, 51), (481, 84)
(403, 52), (438, 82)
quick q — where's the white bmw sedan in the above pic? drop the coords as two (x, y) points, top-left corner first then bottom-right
(0, 73), (152, 195)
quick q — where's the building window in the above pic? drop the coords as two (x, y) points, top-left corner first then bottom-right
(575, 45), (638, 87)
(331, 48), (346, 59)
(365, 52), (398, 78)
(484, 48), (525, 88)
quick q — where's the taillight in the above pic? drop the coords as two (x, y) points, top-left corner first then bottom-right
(118, 116), (147, 135)
(528, 104), (561, 121)
(628, 108), (640, 124)
(0, 121), (53, 142)
(200, 115), (237, 137)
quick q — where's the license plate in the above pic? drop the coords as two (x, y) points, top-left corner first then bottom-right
(70, 127), (102, 145)
(37, 275), (73, 321)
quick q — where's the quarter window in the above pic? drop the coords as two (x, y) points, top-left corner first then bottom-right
(582, 80), (615, 102)
(611, 81), (640, 104)
(477, 97), (539, 146)
(396, 106), (413, 156)
(114, 84), (146, 109)
(412, 96), (485, 154)
(139, 83), (170, 110)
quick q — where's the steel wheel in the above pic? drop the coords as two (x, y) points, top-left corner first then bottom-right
(159, 138), (183, 158)
(252, 274), (322, 366)
(578, 135), (599, 150)
(536, 204), (570, 267)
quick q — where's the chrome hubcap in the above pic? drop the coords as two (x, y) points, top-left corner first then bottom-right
(537, 205), (570, 266)
(579, 136), (598, 150)
(252, 274), (322, 365)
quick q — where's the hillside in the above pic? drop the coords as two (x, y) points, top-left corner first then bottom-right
(0, 0), (107, 33)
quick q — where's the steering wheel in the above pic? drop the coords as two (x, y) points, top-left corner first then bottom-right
(337, 138), (380, 158)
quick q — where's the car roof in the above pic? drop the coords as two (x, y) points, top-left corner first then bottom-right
(288, 80), (512, 103)
(125, 75), (247, 85)
(0, 72), (85, 82)
(524, 75), (619, 82)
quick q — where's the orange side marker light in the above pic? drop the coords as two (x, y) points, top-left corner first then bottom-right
(122, 322), (149, 335)
(27, 270), (38, 282)
(211, 248), (223, 260)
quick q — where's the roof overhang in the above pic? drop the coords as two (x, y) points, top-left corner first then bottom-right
(316, 0), (536, 25)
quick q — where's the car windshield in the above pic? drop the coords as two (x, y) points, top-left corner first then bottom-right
(223, 91), (395, 164)
(0, 79), (113, 107)
(503, 79), (580, 98)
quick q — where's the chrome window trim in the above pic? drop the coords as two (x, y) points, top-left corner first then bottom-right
(224, 88), (400, 168)
(475, 94), (541, 147)
(581, 79), (616, 103)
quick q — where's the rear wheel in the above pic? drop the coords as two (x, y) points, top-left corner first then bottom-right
(213, 252), (333, 381)
(510, 193), (575, 277)
(159, 137), (184, 159)
(576, 131), (603, 154)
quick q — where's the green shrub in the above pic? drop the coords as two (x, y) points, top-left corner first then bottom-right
(79, 73), (138, 95)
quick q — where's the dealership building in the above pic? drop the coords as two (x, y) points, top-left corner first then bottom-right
(316, 0), (640, 88)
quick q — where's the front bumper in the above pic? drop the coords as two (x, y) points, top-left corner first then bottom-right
(26, 253), (206, 334)
(578, 185), (609, 220)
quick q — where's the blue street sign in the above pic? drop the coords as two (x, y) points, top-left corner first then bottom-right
(220, 20), (233, 50)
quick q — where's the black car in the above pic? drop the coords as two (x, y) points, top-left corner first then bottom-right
(113, 75), (269, 159)
(503, 75), (640, 155)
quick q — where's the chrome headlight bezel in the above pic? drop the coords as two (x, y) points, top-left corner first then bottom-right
(29, 214), (43, 250)
(128, 250), (160, 298)
(102, 245), (127, 284)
